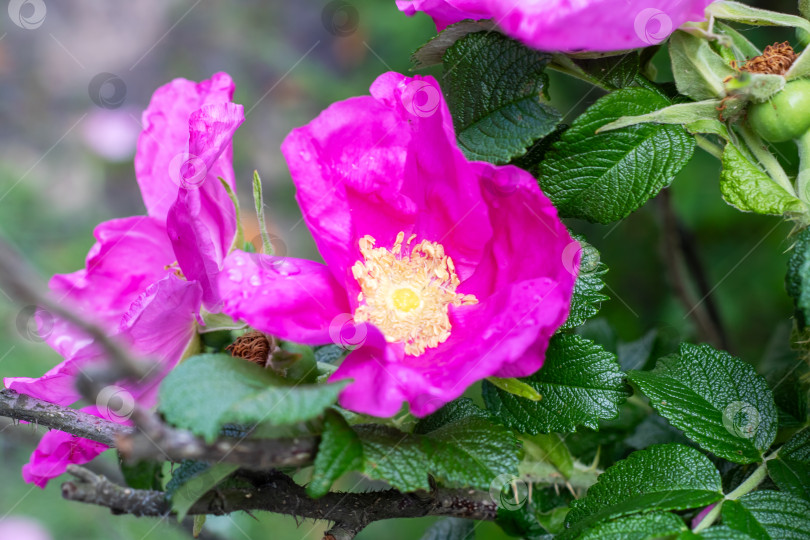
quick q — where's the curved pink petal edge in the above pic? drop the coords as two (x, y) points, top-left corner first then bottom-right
(165, 100), (245, 311)
(275, 71), (576, 417)
(397, 0), (715, 52)
(22, 414), (109, 488)
(135, 72), (236, 220)
(395, 0), (491, 31)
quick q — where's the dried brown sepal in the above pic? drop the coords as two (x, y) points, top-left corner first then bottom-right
(226, 331), (302, 376)
(735, 41), (799, 75)
(226, 330), (272, 367)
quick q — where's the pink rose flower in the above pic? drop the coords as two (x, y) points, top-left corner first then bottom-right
(218, 72), (577, 417)
(396, 0), (715, 52)
(4, 73), (244, 487)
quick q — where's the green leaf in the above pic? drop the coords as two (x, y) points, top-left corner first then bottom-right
(167, 462), (239, 521)
(539, 87), (695, 223)
(199, 311), (244, 333)
(496, 505), (549, 539)
(357, 415), (519, 492)
(768, 428), (810, 501)
(413, 398), (489, 434)
(669, 31), (737, 101)
(193, 515), (206, 537)
(598, 100), (723, 133)
(720, 143), (804, 216)
(411, 19), (498, 69)
(442, 31), (561, 164)
(578, 511), (687, 539)
(787, 227), (810, 330)
(218, 176), (243, 253)
(253, 170), (274, 256)
(159, 354), (345, 441)
(307, 409), (363, 498)
(722, 490), (810, 540)
(707, 1), (810, 35)
(419, 517), (475, 540)
(118, 456), (162, 491)
(563, 444), (723, 537)
(690, 526), (756, 539)
(521, 433), (574, 479)
(510, 124), (566, 177)
(486, 377), (542, 401)
(483, 334), (628, 434)
(165, 460), (208, 499)
(561, 235), (608, 330)
(715, 21), (761, 61)
(570, 53), (640, 90)
(629, 343), (777, 464)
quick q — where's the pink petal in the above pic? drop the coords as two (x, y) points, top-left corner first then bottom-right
(397, 0), (714, 52)
(488, 0), (713, 52)
(281, 73), (490, 289)
(396, 0), (490, 31)
(22, 415), (109, 488)
(218, 251), (351, 345)
(116, 274), (203, 405)
(166, 102), (245, 310)
(4, 344), (101, 407)
(135, 72), (236, 220)
(329, 325), (416, 417)
(6, 275), (201, 409)
(44, 216), (174, 359)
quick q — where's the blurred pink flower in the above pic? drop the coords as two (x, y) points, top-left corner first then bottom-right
(80, 108), (140, 162)
(4, 73), (244, 487)
(396, 0), (714, 51)
(0, 516), (53, 540)
(218, 72), (576, 417)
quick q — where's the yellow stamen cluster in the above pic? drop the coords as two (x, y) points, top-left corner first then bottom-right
(164, 261), (185, 279)
(351, 231), (478, 356)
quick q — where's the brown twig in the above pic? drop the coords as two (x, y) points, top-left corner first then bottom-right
(1, 389), (500, 538)
(659, 191), (729, 350)
(0, 389), (317, 469)
(119, 408), (317, 470)
(0, 388), (126, 446)
(61, 466), (497, 538)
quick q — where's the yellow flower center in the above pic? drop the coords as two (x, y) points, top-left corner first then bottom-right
(351, 231), (478, 356)
(392, 287), (421, 312)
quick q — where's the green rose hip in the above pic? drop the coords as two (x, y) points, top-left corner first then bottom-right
(749, 79), (810, 143)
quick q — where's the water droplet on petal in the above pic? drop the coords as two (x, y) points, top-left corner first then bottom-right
(249, 275), (261, 286)
(227, 269), (243, 283)
(299, 150), (311, 162)
(273, 260), (300, 276)
(234, 256), (245, 267)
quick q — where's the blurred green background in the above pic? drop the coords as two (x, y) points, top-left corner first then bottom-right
(0, 0), (805, 538)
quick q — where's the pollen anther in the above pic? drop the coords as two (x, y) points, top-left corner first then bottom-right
(351, 231), (478, 356)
